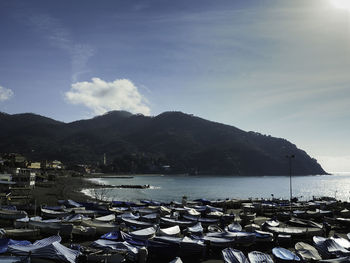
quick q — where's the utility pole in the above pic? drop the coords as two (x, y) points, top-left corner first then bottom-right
(286, 154), (295, 213)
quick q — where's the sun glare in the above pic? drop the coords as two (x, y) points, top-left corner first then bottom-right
(330, 0), (350, 11)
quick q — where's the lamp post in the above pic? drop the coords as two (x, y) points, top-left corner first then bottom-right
(286, 154), (295, 213)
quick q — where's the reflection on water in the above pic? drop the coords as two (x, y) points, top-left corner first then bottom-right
(84, 173), (350, 202)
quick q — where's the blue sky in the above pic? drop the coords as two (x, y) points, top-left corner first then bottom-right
(0, 0), (349, 172)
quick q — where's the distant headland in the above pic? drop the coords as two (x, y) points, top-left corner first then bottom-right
(0, 110), (327, 176)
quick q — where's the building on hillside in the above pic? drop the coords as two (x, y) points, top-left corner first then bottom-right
(10, 168), (36, 188)
(45, 160), (63, 169)
(1, 153), (27, 167)
(27, 162), (41, 169)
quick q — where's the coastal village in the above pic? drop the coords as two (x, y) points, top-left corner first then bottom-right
(1, 154), (350, 262)
(0, 153), (93, 208)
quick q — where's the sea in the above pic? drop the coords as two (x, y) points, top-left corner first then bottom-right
(82, 173), (350, 203)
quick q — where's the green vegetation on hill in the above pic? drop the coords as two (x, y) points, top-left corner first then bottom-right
(0, 111), (327, 175)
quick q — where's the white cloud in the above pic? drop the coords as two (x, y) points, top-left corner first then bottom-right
(0, 86), (14, 102)
(65, 77), (151, 116)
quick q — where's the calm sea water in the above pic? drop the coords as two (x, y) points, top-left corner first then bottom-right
(83, 173), (350, 202)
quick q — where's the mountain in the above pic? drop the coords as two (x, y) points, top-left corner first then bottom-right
(0, 111), (327, 175)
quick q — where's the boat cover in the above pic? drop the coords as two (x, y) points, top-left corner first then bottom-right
(332, 236), (350, 249)
(62, 214), (88, 223)
(8, 235), (80, 263)
(160, 217), (194, 227)
(295, 242), (322, 261)
(169, 257), (183, 263)
(141, 213), (158, 221)
(185, 208), (201, 217)
(187, 223), (203, 234)
(263, 219), (279, 227)
(129, 226), (156, 240)
(254, 230), (273, 241)
(158, 226), (181, 236)
(319, 256), (350, 262)
(222, 248), (249, 263)
(119, 212), (140, 220)
(153, 236), (182, 244)
(101, 231), (119, 240)
(205, 205), (223, 212)
(95, 214), (116, 222)
(314, 236), (350, 258)
(0, 256), (30, 263)
(267, 226), (312, 236)
(120, 232), (147, 246)
(201, 236), (233, 247)
(226, 223), (242, 232)
(0, 239), (31, 254)
(180, 236), (205, 257)
(272, 247), (301, 262)
(61, 199), (82, 208)
(248, 251), (274, 263)
(122, 218), (153, 228)
(91, 239), (139, 256)
(206, 231), (256, 244)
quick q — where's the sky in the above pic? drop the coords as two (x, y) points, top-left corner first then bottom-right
(0, 0), (349, 172)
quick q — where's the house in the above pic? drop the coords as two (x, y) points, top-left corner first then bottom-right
(27, 162), (41, 169)
(45, 160), (63, 169)
(10, 168), (36, 188)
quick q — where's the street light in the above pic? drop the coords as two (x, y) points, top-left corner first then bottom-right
(286, 154), (295, 213)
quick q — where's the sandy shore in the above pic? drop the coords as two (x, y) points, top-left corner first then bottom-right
(32, 175), (101, 206)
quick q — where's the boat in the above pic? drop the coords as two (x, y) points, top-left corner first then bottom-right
(332, 235), (350, 249)
(169, 257), (183, 263)
(140, 213), (159, 222)
(254, 230), (273, 243)
(248, 251), (274, 263)
(72, 225), (96, 238)
(288, 217), (323, 229)
(81, 219), (119, 235)
(4, 229), (40, 240)
(28, 217), (73, 237)
(129, 226), (157, 240)
(160, 217), (195, 227)
(222, 248), (249, 263)
(0, 256), (30, 263)
(201, 235), (233, 248)
(91, 239), (141, 261)
(295, 242), (322, 261)
(178, 236), (206, 258)
(14, 217), (29, 228)
(313, 236), (350, 259)
(8, 235), (80, 263)
(206, 231), (256, 245)
(0, 239), (31, 254)
(157, 225), (181, 237)
(82, 252), (126, 263)
(319, 257), (350, 262)
(62, 214), (88, 224)
(272, 247), (301, 262)
(207, 225), (223, 233)
(186, 223), (203, 235)
(243, 224), (260, 232)
(41, 208), (70, 219)
(239, 211), (256, 222)
(0, 209), (27, 220)
(121, 218), (153, 228)
(94, 214), (116, 222)
(263, 219), (279, 228)
(225, 222), (242, 232)
(266, 226), (323, 237)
